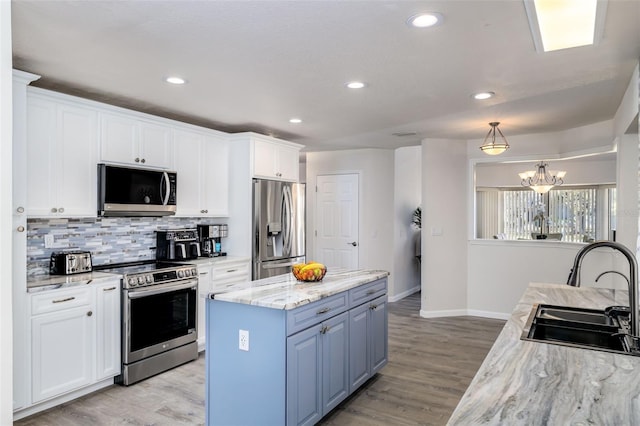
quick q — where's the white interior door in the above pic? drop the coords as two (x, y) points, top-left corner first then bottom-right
(315, 174), (359, 269)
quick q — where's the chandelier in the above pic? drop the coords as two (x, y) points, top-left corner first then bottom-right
(519, 162), (566, 194)
(479, 122), (509, 155)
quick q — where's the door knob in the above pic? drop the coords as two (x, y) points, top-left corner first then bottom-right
(348, 241), (357, 247)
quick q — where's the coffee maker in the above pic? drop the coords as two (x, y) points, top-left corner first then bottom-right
(197, 224), (228, 257)
(156, 228), (200, 260)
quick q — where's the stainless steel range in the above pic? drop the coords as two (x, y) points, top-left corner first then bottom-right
(95, 261), (199, 385)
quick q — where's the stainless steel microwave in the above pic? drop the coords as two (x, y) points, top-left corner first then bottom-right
(97, 164), (177, 216)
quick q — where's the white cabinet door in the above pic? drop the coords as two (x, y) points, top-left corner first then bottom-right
(101, 112), (173, 169)
(174, 129), (205, 216)
(174, 130), (230, 217)
(202, 135), (229, 216)
(26, 95), (98, 217)
(253, 138), (279, 179)
(31, 305), (94, 403)
(140, 121), (173, 169)
(100, 112), (139, 165)
(95, 280), (121, 380)
(277, 144), (300, 182)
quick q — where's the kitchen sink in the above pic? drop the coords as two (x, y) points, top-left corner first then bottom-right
(522, 304), (639, 356)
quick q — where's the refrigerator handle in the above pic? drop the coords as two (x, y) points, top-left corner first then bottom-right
(282, 185), (293, 256)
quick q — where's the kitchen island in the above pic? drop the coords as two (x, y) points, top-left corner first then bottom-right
(448, 282), (640, 425)
(205, 269), (389, 426)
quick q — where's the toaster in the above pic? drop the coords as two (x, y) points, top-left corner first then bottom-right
(50, 251), (93, 275)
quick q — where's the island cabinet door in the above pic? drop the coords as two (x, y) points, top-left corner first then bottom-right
(321, 312), (350, 414)
(287, 326), (322, 426)
(370, 296), (388, 374)
(349, 302), (371, 392)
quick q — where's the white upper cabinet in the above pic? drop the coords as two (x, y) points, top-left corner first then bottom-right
(100, 112), (173, 169)
(252, 136), (302, 182)
(26, 92), (98, 217)
(174, 128), (229, 217)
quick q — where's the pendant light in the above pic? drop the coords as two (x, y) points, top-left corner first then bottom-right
(479, 122), (510, 155)
(519, 162), (566, 194)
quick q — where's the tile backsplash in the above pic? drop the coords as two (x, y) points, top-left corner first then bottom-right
(27, 217), (227, 276)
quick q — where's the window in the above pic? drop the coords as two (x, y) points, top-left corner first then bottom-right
(476, 186), (615, 241)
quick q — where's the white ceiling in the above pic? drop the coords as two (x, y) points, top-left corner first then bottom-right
(11, 0), (640, 151)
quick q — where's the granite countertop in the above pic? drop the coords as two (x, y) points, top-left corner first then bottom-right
(447, 282), (640, 425)
(210, 269), (389, 310)
(27, 271), (123, 293)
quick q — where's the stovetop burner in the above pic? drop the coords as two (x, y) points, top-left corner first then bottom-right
(94, 260), (197, 289)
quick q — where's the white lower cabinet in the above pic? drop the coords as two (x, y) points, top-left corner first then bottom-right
(30, 287), (94, 403)
(197, 264), (214, 349)
(22, 278), (121, 414)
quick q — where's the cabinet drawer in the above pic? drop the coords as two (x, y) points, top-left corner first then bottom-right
(31, 286), (92, 316)
(349, 278), (387, 307)
(287, 293), (349, 336)
(212, 262), (250, 285)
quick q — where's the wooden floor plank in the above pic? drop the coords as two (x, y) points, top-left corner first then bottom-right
(15, 292), (504, 425)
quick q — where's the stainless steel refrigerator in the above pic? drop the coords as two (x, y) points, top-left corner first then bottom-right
(252, 179), (305, 279)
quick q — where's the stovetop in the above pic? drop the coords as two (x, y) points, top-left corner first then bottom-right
(94, 260), (198, 289)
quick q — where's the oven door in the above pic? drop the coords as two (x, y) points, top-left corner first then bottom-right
(123, 279), (197, 364)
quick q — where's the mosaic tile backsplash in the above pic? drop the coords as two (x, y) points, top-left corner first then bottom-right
(27, 217), (228, 276)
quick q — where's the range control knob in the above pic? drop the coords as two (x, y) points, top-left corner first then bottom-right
(146, 275), (153, 283)
(128, 278), (136, 286)
(178, 270), (184, 278)
(137, 276), (144, 284)
(191, 268), (197, 276)
(185, 269), (191, 277)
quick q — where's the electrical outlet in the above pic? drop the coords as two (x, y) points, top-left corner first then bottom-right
(44, 234), (55, 248)
(239, 329), (249, 351)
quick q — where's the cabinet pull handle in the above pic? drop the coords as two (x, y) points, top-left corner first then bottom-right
(87, 311), (93, 317)
(226, 269), (237, 273)
(370, 304), (378, 310)
(103, 286), (117, 291)
(135, 157), (140, 163)
(316, 307), (331, 315)
(16, 206), (24, 213)
(52, 296), (75, 304)
(58, 207), (64, 213)
(141, 158), (146, 164)
(366, 290), (376, 295)
(17, 226), (25, 232)
(200, 272), (209, 275)
(320, 325), (330, 334)
(51, 207), (58, 213)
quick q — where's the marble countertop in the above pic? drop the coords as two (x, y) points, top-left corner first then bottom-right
(27, 271), (122, 293)
(210, 269), (389, 310)
(447, 282), (640, 425)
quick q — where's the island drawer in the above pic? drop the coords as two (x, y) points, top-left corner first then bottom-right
(286, 292), (349, 335)
(350, 278), (387, 306)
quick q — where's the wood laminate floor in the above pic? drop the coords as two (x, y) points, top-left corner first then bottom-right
(15, 292), (505, 426)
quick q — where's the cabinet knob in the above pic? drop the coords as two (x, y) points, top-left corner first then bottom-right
(141, 158), (146, 164)
(58, 207), (64, 213)
(204, 209), (208, 213)
(370, 304), (378, 311)
(17, 226), (25, 232)
(348, 241), (358, 247)
(51, 207), (58, 213)
(87, 311), (93, 317)
(16, 206), (24, 214)
(135, 157), (140, 163)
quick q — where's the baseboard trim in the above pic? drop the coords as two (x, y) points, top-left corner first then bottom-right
(420, 308), (510, 320)
(466, 309), (510, 320)
(420, 309), (468, 318)
(388, 285), (421, 302)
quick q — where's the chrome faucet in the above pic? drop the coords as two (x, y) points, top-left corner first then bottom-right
(566, 241), (639, 338)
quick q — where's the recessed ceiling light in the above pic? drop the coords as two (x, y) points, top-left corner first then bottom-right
(289, 118), (302, 124)
(346, 81), (366, 89)
(165, 76), (186, 85)
(473, 92), (495, 100)
(407, 13), (443, 28)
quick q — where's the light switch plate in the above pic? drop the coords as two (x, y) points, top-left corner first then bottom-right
(44, 234), (55, 248)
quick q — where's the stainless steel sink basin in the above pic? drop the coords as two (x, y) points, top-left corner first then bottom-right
(521, 304), (639, 356)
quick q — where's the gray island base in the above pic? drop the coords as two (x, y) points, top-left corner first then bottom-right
(448, 282), (640, 425)
(205, 270), (389, 426)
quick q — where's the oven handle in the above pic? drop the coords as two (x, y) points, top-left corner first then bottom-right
(127, 281), (197, 299)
